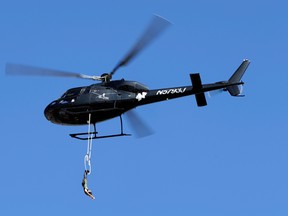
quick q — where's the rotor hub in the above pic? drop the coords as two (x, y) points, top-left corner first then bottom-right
(100, 73), (112, 82)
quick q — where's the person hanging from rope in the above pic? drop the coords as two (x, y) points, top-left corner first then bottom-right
(82, 170), (95, 200)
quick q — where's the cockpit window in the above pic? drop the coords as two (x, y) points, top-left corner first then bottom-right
(61, 87), (86, 98)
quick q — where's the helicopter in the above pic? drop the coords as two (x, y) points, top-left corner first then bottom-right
(6, 15), (250, 140)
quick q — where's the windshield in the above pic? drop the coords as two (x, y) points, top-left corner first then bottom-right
(61, 87), (86, 98)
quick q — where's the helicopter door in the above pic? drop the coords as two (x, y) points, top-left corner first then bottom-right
(89, 87), (118, 109)
(115, 89), (135, 110)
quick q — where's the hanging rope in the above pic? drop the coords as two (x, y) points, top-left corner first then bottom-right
(84, 113), (93, 174)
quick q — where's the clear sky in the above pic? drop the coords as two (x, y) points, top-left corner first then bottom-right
(1, 0), (288, 215)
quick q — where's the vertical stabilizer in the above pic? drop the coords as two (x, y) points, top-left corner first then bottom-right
(227, 59), (250, 96)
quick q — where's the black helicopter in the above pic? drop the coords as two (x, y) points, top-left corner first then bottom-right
(6, 15), (250, 140)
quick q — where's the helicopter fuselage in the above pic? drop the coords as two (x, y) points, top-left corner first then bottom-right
(44, 79), (188, 125)
(44, 75), (241, 126)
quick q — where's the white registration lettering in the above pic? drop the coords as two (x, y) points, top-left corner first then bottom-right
(156, 88), (186, 95)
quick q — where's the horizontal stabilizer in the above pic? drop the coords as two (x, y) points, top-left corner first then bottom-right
(195, 93), (207, 106)
(190, 73), (207, 107)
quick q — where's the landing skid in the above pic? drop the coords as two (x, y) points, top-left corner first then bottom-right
(69, 115), (131, 140)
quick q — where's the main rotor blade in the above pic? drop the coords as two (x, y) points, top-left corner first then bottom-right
(110, 15), (171, 76)
(5, 63), (102, 81)
(125, 110), (154, 138)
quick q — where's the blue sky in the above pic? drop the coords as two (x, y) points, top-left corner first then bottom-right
(1, 0), (288, 215)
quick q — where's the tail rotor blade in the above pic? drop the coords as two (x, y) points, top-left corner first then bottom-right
(207, 89), (224, 98)
(239, 83), (244, 94)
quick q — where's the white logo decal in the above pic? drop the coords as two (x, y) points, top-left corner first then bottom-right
(91, 90), (109, 100)
(136, 92), (147, 101)
(98, 93), (109, 100)
(156, 88), (186, 95)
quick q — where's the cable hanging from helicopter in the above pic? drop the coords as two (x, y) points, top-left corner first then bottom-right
(84, 113), (93, 174)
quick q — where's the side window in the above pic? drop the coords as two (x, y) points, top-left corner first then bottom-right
(89, 88), (96, 94)
(80, 88), (86, 94)
(118, 85), (137, 93)
(135, 83), (149, 92)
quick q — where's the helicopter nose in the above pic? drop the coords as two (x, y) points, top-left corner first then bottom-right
(44, 100), (58, 123)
